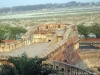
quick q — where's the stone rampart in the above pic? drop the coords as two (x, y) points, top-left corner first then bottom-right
(39, 35), (79, 65)
(0, 24), (79, 65)
(51, 61), (96, 75)
(0, 24), (74, 52)
(0, 24), (97, 74)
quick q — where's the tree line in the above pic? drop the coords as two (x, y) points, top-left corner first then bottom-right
(77, 23), (100, 39)
(0, 1), (100, 13)
(0, 25), (27, 43)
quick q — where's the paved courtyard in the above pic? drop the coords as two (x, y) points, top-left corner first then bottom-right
(0, 43), (49, 58)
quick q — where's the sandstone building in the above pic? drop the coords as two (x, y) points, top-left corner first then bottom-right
(0, 24), (96, 75)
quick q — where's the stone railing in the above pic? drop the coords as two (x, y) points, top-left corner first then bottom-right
(51, 61), (97, 75)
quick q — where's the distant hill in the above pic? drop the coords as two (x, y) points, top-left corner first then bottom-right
(0, 1), (100, 13)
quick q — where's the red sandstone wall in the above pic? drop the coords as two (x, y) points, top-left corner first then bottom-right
(47, 35), (79, 65)
(63, 44), (79, 65)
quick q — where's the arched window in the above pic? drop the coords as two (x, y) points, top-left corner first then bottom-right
(61, 68), (64, 72)
(56, 66), (59, 69)
(68, 70), (70, 73)
(51, 65), (53, 68)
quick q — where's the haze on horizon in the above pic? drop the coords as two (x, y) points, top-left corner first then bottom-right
(0, 0), (100, 8)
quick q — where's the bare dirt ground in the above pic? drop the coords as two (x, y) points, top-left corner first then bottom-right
(78, 38), (100, 74)
(76, 58), (100, 74)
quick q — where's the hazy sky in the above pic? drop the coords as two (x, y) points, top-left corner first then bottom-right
(0, 0), (99, 8)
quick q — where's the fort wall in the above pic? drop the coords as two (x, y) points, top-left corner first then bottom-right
(0, 24), (79, 65)
(0, 24), (68, 52)
(0, 39), (24, 52)
(51, 61), (95, 75)
(39, 35), (79, 65)
(0, 24), (97, 75)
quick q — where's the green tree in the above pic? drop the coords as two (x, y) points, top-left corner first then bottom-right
(0, 25), (27, 40)
(90, 23), (100, 38)
(9, 26), (27, 40)
(4, 53), (57, 75)
(98, 67), (100, 72)
(24, 57), (56, 75)
(77, 23), (90, 39)
(8, 53), (27, 75)
(0, 64), (17, 75)
(0, 29), (5, 43)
